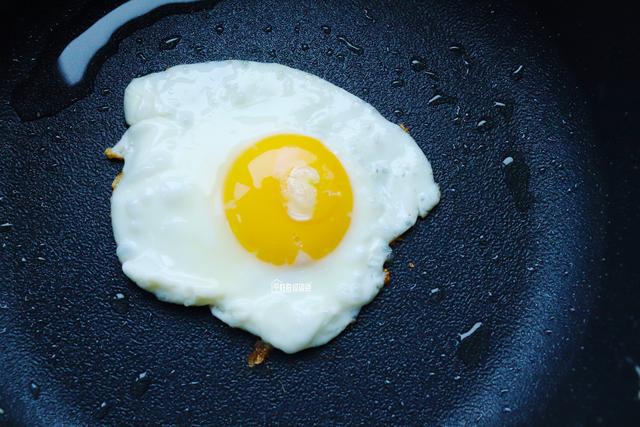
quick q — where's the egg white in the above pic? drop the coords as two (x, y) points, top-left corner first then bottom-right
(110, 60), (440, 353)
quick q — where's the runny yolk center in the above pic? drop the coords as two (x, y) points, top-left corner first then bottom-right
(223, 134), (353, 266)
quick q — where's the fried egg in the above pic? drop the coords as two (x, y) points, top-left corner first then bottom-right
(109, 60), (440, 353)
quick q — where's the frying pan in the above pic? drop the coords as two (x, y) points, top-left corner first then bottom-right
(1, 0), (638, 425)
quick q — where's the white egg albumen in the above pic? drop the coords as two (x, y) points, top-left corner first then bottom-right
(110, 61), (440, 353)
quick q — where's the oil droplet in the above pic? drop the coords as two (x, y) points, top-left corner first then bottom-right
(337, 35), (364, 55)
(160, 35), (181, 50)
(425, 71), (438, 80)
(448, 45), (471, 75)
(493, 99), (514, 121)
(177, 408), (192, 426)
(29, 382), (41, 400)
(58, 0), (202, 86)
(263, 25), (272, 33)
(391, 79), (404, 88)
(453, 106), (462, 124)
(132, 371), (152, 397)
(456, 321), (488, 364)
(364, 8), (375, 22)
(321, 25), (331, 35)
(429, 287), (443, 302)
(410, 56), (427, 72)
(111, 292), (129, 314)
(12, 0), (206, 121)
(427, 92), (457, 107)
(512, 65), (524, 80)
(0, 223), (13, 232)
(458, 322), (482, 342)
(475, 118), (493, 132)
(214, 23), (224, 34)
(94, 401), (111, 420)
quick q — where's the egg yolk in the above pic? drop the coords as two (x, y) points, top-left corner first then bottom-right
(223, 134), (353, 265)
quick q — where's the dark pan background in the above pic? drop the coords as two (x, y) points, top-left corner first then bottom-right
(0, 0), (639, 425)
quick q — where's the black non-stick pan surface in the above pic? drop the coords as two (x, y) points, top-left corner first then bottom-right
(1, 0), (639, 425)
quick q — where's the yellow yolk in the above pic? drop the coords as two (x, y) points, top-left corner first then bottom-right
(223, 134), (353, 265)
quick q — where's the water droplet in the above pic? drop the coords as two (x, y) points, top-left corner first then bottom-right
(325, 48), (333, 56)
(301, 43), (310, 51)
(263, 25), (272, 33)
(97, 105), (110, 112)
(336, 35), (364, 55)
(391, 79), (404, 88)
(503, 406), (512, 413)
(321, 25), (331, 35)
(512, 65), (524, 80)
(543, 329), (552, 335)
(502, 156), (514, 166)
(29, 382), (41, 400)
(101, 88), (110, 96)
(410, 56), (427, 72)
(159, 35), (181, 50)
(449, 45), (464, 54)
(132, 371), (152, 397)
(214, 24), (224, 35)
(493, 99), (514, 121)
(475, 118), (493, 132)
(393, 109), (404, 117)
(0, 223), (13, 232)
(336, 53), (345, 61)
(427, 92), (457, 107)
(94, 401), (111, 420)
(111, 293), (129, 314)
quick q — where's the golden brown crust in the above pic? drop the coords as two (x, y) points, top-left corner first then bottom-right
(111, 172), (123, 190)
(247, 340), (272, 367)
(384, 268), (391, 285)
(104, 147), (124, 161)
